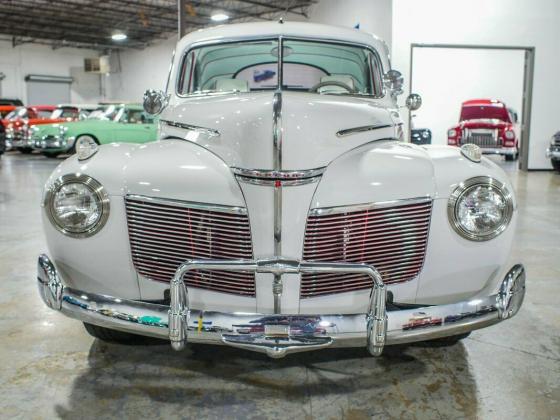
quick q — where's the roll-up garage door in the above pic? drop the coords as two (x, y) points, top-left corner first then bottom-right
(25, 74), (72, 105)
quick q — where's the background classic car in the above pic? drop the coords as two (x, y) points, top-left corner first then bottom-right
(31, 103), (157, 157)
(546, 131), (560, 171)
(4, 105), (55, 152)
(447, 99), (520, 161)
(0, 119), (5, 156)
(37, 22), (525, 359)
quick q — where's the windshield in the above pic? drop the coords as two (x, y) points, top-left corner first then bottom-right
(87, 106), (119, 121)
(51, 108), (79, 119)
(115, 108), (155, 124)
(460, 104), (511, 122)
(178, 38), (383, 97)
(6, 107), (28, 120)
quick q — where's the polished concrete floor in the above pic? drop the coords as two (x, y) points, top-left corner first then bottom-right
(0, 151), (558, 419)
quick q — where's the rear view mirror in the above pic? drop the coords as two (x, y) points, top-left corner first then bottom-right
(406, 93), (422, 111)
(143, 89), (170, 115)
(383, 70), (404, 96)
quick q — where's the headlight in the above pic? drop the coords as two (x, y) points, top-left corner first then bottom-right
(44, 174), (109, 238)
(448, 129), (457, 138)
(505, 130), (515, 140)
(448, 176), (513, 241)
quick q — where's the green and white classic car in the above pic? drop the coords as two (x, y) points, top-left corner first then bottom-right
(31, 104), (158, 157)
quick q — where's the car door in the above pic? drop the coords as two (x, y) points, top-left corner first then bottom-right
(114, 108), (155, 143)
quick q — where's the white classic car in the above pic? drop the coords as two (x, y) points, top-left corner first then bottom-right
(38, 22), (525, 358)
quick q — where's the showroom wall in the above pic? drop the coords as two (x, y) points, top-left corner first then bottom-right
(105, 0), (393, 101)
(0, 40), (102, 104)
(392, 0), (560, 169)
(104, 38), (176, 103)
(307, 0), (392, 48)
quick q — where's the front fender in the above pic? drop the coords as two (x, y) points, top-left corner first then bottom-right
(42, 139), (246, 300)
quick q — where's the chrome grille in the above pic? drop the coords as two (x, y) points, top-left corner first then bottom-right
(301, 200), (432, 298)
(461, 129), (499, 148)
(125, 196), (255, 296)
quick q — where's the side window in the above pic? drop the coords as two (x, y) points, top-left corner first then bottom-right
(141, 112), (154, 124)
(178, 50), (195, 95)
(127, 110), (145, 124)
(370, 53), (384, 97)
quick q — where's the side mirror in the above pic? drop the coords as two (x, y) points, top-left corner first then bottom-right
(406, 93), (422, 111)
(143, 89), (170, 115)
(383, 69), (404, 96)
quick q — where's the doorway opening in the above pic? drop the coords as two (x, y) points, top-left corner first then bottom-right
(409, 44), (535, 171)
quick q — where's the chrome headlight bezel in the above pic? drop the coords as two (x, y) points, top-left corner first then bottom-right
(447, 176), (514, 241)
(43, 173), (110, 238)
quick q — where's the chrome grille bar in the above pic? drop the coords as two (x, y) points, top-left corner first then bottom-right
(301, 199), (432, 298)
(461, 129), (499, 148)
(125, 196), (255, 297)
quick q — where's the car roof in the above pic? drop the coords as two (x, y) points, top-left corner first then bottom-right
(29, 105), (57, 111)
(57, 104), (99, 109)
(177, 21), (390, 60)
(462, 99), (505, 107)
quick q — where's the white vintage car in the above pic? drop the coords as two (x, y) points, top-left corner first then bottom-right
(38, 22), (525, 358)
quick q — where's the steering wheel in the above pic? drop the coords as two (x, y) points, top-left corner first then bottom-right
(309, 80), (356, 93)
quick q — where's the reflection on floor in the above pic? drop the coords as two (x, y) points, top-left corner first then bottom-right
(0, 151), (558, 419)
(486, 154), (520, 173)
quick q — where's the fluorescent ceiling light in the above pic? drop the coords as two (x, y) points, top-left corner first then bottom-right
(211, 13), (229, 22)
(111, 32), (127, 41)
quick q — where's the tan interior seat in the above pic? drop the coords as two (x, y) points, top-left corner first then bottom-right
(318, 75), (355, 93)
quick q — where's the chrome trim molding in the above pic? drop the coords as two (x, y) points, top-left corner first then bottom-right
(447, 176), (514, 242)
(37, 254), (526, 359)
(336, 123), (394, 137)
(125, 194), (248, 215)
(272, 91), (283, 313)
(231, 167), (326, 180)
(309, 197), (432, 217)
(546, 148), (560, 159)
(236, 175), (322, 187)
(43, 173), (110, 238)
(161, 119), (220, 137)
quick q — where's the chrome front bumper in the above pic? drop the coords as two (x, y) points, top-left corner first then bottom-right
(480, 147), (517, 156)
(546, 147), (560, 159)
(32, 135), (74, 152)
(10, 136), (32, 148)
(37, 254), (526, 358)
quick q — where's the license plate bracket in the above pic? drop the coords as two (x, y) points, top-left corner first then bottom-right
(264, 324), (290, 337)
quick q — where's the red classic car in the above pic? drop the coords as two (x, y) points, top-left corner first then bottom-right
(447, 99), (520, 161)
(0, 105), (16, 120)
(5, 105), (90, 153)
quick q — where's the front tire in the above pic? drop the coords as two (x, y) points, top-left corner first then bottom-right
(552, 160), (560, 172)
(42, 151), (60, 158)
(83, 322), (141, 343)
(71, 135), (98, 154)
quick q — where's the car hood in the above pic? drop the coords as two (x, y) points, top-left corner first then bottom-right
(458, 119), (510, 129)
(161, 92), (401, 170)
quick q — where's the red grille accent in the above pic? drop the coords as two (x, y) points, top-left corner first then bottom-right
(125, 197), (255, 296)
(301, 200), (432, 298)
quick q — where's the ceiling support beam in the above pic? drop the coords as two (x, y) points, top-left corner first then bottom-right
(178, 0), (188, 39)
